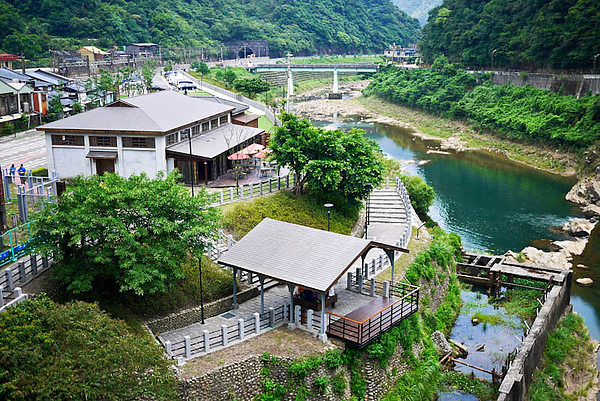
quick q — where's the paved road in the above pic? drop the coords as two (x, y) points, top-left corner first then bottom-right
(0, 129), (47, 171)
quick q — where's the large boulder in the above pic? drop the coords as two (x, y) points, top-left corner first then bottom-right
(520, 246), (571, 270)
(549, 238), (587, 256)
(562, 218), (596, 237)
(583, 205), (600, 220)
(576, 278), (594, 287)
(566, 178), (600, 206)
(431, 330), (453, 357)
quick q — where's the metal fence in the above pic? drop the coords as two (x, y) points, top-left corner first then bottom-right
(3, 170), (60, 223)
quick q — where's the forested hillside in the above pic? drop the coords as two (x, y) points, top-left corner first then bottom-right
(0, 0), (420, 59)
(420, 0), (600, 70)
(364, 60), (600, 149)
(391, 0), (441, 26)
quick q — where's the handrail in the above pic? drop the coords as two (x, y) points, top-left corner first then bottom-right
(327, 287), (419, 325)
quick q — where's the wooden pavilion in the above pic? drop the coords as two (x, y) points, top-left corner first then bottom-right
(218, 218), (419, 346)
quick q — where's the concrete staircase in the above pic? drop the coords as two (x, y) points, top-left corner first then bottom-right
(367, 189), (409, 225)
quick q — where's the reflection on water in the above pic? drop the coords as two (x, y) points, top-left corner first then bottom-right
(312, 119), (600, 343)
(438, 390), (480, 401)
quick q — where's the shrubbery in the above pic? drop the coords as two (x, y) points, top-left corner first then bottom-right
(0, 295), (177, 400)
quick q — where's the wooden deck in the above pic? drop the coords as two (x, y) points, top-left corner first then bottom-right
(327, 283), (419, 348)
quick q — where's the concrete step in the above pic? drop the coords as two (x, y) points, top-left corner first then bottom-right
(369, 204), (405, 210)
(369, 211), (407, 217)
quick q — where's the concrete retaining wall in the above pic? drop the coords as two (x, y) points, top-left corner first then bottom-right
(497, 271), (573, 401)
(145, 285), (260, 335)
(490, 72), (600, 98)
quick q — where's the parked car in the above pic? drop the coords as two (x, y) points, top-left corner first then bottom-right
(177, 80), (197, 91)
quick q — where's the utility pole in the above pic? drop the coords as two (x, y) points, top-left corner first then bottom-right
(491, 49), (497, 70)
(595, 54), (600, 71)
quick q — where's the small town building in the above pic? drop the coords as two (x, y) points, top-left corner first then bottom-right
(39, 91), (266, 182)
(77, 46), (109, 62)
(0, 79), (36, 128)
(125, 43), (159, 58)
(0, 54), (18, 70)
(201, 96), (260, 128)
(384, 44), (419, 61)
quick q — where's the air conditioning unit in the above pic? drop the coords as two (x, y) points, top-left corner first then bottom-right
(23, 102), (30, 113)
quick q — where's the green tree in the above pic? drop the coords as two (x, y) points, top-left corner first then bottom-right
(270, 114), (384, 200)
(233, 77), (270, 98)
(0, 295), (178, 400)
(32, 171), (221, 295)
(141, 61), (157, 93)
(197, 62), (210, 76)
(223, 67), (237, 87)
(46, 93), (63, 122)
(399, 175), (435, 217)
(71, 100), (83, 114)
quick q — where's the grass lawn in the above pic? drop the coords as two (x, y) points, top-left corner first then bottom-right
(220, 190), (360, 241)
(188, 91), (213, 97)
(258, 115), (275, 132)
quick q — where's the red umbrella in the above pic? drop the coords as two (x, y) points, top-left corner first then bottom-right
(241, 143), (265, 155)
(227, 151), (251, 160)
(254, 148), (272, 159)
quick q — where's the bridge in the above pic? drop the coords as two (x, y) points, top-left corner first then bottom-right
(249, 63), (380, 96)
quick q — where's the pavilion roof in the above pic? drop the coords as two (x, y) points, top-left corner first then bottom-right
(218, 218), (408, 293)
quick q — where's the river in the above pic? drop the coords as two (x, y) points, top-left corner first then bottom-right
(315, 119), (600, 342)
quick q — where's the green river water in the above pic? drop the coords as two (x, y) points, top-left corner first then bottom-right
(318, 119), (600, 342)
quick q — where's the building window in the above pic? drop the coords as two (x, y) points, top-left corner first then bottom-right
(122, 137), (156, 148)
(219, 115), (228, 125)
(192, 125), (200, 137)
(166, 133), (177, 145)
(51, 134), (84, 146)
(180, 128), (190, 140)
(202, 122), (209, 132)
(89, 136), (117, 147)
(211, 118), (218, 129)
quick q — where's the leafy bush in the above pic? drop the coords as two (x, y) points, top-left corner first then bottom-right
(331, 373), (347, 396)
(0, 295), (177, 400)
(2, 123), (13, 136)
(323, 349), (343, 369)
(313, 377), (330, 394)
(406, 228), (462, 284)
(30, 167), (48, 177)
(399, 174), (435, 218)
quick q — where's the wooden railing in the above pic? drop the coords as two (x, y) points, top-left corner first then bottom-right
(326, 284), (419, 348)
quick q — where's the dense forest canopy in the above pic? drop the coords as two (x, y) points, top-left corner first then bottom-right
(0, 0), (420, 59)
(419, 0), (600, 70)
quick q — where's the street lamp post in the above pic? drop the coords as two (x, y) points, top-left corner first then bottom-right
(324, 203), (334, 231)
(199, 256), (205, 324)
(365, 183), (373, 239)
(200, 72), (203, 91)
(595, 54), (600, 71)
(491, 49), (497, 70)
(188, 132), (194, 197)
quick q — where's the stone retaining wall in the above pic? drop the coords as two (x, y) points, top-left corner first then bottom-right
(180, 341), (416, 401)
(145, 286), (261, 335)
(490, 71), (600, 98)
(497, 271), (573, 401)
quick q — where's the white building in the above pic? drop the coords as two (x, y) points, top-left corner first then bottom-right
(39, 91), (266, 183)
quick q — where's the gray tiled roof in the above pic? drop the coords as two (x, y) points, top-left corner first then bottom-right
(39, 91), (235, 134)
(218, 218), (373, 293)
(166, 123), (264, 159)
(200, 96), (249, 115)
